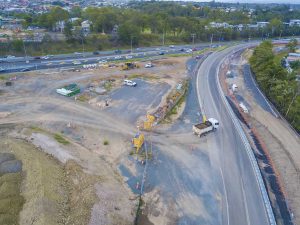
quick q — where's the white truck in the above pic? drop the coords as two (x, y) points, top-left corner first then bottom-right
(193, 118), (219, 137)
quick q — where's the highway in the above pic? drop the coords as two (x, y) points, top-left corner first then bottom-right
(0, 43), (218, 73)
(197, 44), (275, 225)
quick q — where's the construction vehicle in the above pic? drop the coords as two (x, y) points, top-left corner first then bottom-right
(143, 114), (156, 130)
(122, 62), (139, 70)
(132, 133), (144, 153)
(193, 118), (219, 137)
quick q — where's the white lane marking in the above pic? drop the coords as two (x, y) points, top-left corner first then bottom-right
(241, 177), (251, 225)
(220, 167), (230, 225)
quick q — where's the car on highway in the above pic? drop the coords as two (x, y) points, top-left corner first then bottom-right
(74, 52), (82, 55)
(115, 49), (122, 54)
(159, 52), (165, 55)
(114, 56), (122, 60)
(169, 45), (175, 48)
(125, 55), (133, 59)
(124, 79), (137, 87)
(93, 51), (100, 55)
(7, 55), (15, 59)
(72, 61), (81, 65)
(155, 48), (161, 51)
(99, 60), (108, 64)
(41, 56), (50, 60)
(34, 56), (41, 60)
(20, 68), (30, 72)
(0, 67), (5, 72)
(186, 49), (193, 53)
(145, 63), (153, 68)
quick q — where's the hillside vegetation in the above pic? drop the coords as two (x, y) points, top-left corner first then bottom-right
(249, 41), (300, 132)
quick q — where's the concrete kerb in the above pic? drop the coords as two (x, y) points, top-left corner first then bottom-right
(215, 48), (277, 225)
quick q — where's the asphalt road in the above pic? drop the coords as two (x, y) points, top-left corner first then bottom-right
(197, 44), (274, 225)
(0, 44), (216, 73)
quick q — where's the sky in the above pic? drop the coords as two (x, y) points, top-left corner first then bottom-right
(214, 0), (300, 3)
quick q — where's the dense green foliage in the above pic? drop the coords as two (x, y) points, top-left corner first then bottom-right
(2, 2), (300, 55)
(12, 3), (300, 44)
(250, 41), (300, 132)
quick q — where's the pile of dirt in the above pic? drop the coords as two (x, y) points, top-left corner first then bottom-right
(0, 137), (101, 225)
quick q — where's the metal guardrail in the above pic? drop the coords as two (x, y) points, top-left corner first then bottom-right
(215, 47), (277, 225)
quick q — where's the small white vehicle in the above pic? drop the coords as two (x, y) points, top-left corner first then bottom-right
(126, 55), (133, 59)
(72, 61), (81, 65)
(124, 79), (137, 87)
(169, 45), (175, 48)
(114, 56), (122, 60)
(186, 49), (193, 53)
(41, 56), (49, 60)
(193, 118), (219, 137)
(145, 63), (153, 68)
(99, 60), (108, 64)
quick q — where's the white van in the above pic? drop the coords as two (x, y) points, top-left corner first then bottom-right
(124, 79), (137, 87)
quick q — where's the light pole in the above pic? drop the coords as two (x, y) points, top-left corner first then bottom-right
(191, 33), (196, 56)
(131, 36), (134, 54)
(210, 33), (214, 49)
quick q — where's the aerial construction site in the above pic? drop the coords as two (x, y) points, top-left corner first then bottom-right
(0, 44), (299, 225)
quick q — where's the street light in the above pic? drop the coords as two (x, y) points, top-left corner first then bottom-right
(191, 33), (196, 57)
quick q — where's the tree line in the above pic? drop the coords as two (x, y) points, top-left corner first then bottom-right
(249, 41), (300, 132)
(11, 2), (300, 46)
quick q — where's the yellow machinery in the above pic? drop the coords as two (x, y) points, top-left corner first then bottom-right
(122, 62), (139, 70)
(132, 133), (144, 153)
(143, 114), (156, 130)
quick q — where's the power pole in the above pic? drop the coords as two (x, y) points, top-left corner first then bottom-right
(131, 36), (133, 53)
(191, 33), (196, 57)
(210, 33), (214, 49)
(162, 32), (165, 46)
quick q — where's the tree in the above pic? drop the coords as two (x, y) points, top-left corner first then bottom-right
(286, 39), (298, 53)
(118, 22), (140, 45)
(64, 21), (73, 42)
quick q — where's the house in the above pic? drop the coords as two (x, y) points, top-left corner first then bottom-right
(81, 20), (92, 35)
(257, 22), (269, 28)
(54, 20), (65, 32)
(289, 19), (300, 27)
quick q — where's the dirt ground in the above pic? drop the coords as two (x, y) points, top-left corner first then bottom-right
(226, 50), (300, 225)
(0, 56), (188, 224)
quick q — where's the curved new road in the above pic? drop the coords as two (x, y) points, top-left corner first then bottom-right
(197, 44), (276, 225)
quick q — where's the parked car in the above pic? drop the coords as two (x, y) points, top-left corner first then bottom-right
(115, 49), (122, 54)
(93, 51), (99, 55)
(34, 56), (41, 60)
(145, 63), (153, 68)
(124, 79), (137, 87)
(125, 55), (133, 59)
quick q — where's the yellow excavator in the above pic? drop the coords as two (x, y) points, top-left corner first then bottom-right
(122, 62), (139, 70)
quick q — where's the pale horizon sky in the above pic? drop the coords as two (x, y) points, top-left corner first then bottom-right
(195, 0), (300, 4)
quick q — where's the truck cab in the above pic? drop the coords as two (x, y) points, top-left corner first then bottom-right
(208, 118), (219, 129)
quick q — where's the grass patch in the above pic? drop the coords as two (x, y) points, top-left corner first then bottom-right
(103, 81), (113, 91)
(103, 140), (109, 145)
(53, 133), (70, 145)
(0, 75), (7, 80)
(30, 125), (47, 133)
(0, 172), (24, 225)
(76, 94), (89, 102)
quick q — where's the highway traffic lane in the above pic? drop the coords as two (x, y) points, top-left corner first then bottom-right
(197, 46), (270, 225)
